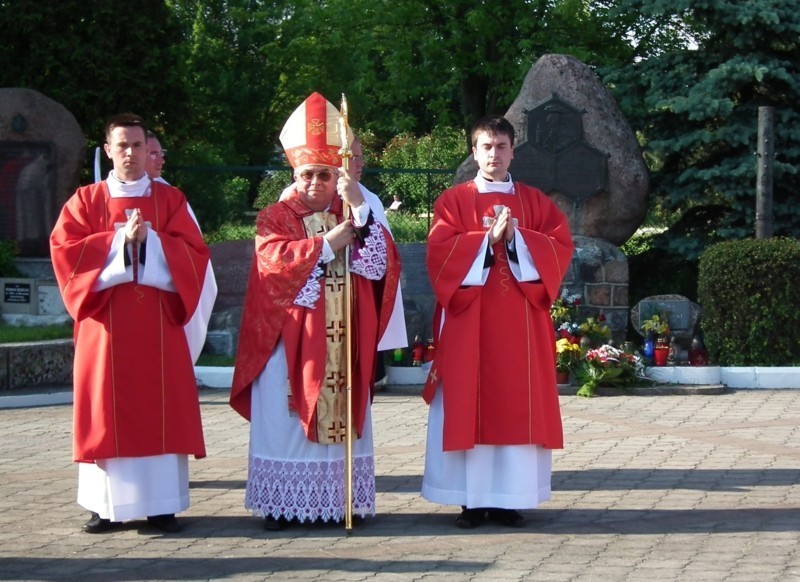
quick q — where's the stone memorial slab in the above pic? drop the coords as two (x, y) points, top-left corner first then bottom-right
(513, 95), (608, 203)
(37, 283), (67, 316)
(455, 54), (649, 246)
(0, 88), (85, 257)
(638, 299), (691, 331)
(631, 294), (701, 343)
(1, 277), (37, 315)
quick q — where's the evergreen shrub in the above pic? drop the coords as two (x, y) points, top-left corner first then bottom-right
(698, 238), (800, 366)
(0, 240), (22, 278)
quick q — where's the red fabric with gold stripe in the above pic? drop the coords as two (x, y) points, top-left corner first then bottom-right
(50, 181), (209, 462)
(424, 181), (574, 451)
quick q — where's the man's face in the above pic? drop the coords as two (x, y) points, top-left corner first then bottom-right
(351, 138), (364, 182)
(146, 137), (165, 178)
(104, 125), (147, 181)
(472, 130), (514, 182)
(294, 165), (338, 211)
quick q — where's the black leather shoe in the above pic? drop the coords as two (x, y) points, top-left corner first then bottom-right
(82, 512), (114, 533)
(147, 514), (183, 533)
(263, 516), (291, 531)
(455, 508), (485, 529)
(487, 508), (524, 527)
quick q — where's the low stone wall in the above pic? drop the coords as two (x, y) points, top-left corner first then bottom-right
(207, 241), (435, 356)
(0, 339), (73, 391)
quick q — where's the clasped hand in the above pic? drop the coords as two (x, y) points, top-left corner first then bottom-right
(123, 208), (147, 244)
(488, 206), (514, 245)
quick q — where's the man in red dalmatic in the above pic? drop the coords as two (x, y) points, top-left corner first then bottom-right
(50, 113), (215, 534)
(422, 116), (574, 528)
(230, 93), (401, 530)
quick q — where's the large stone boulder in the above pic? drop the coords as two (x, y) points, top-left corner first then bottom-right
(0, 88), (86, 256)
(455, 54), (649, 246)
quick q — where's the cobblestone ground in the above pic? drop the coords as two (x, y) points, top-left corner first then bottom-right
(0, 388), (798, 581)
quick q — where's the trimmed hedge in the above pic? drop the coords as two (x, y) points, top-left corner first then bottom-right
(698, 238), (800, 366)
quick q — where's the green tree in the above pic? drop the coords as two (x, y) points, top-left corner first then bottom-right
(166, 0), (288, 166)
(0, 0), (185, 151)
(604, 0), (800, 259)
(378, 126), (467, 214)
(365, 0), (639, 139)
(163, 0), (639, 154)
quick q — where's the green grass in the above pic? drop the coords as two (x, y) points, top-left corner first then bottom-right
(0, 323), (74, 343)
(205, 222), (256, 245)
(196, 353), (235, 367)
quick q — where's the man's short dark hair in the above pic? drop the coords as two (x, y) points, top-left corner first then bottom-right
(470, 116), (515, 147)
(105, 113), (147, 143)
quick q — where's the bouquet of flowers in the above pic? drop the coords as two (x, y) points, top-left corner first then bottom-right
(555, 337), (583, 372)
(641, 313), (670, 337)
(578, 315), (612, 347)
(551, 290), (582, 342)
(575, 344), (646, 397)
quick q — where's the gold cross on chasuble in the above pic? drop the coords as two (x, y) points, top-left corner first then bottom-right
(302, 211), (351, 444)
(327, 420), (347, 442)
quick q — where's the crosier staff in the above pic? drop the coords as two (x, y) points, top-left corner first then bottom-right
(338, 93), (355, 533)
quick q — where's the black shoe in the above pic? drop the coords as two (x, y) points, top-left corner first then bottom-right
(487, 508), (524, 527)
(263, 516), (291, 531)
(147, 514), (183, 533)
(82, 512), (114, 534)
(455, 508), (485, 529)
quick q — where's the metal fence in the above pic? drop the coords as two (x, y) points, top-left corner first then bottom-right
(169, 165), (454, 243)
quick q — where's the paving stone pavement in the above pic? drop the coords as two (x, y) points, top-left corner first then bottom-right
(0, 387), (799, 581)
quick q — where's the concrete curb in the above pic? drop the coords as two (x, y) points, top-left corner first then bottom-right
(0, 387), (73, 408)
(557, 383), (727, 396)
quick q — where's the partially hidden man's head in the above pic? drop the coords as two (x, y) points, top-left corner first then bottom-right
(104, 113), (148, 182)
(279, 92), (353, 212)
(145, 131), (166, 179)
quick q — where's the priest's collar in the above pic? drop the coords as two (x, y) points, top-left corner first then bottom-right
(474, 171), (514, 194)
(106, 171), (152, 198)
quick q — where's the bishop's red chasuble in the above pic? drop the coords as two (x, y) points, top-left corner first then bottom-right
(230, 194), (401, 443)
(50, 181), (210, 462)
(424, 181), (574, 452)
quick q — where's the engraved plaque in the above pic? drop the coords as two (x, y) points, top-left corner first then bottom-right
(526, 99), (582, 154)
(638, 300), (692, 331)
(510, 95), (608, 204)
(554, 143), (608, 202)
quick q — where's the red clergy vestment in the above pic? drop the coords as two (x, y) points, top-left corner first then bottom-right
(50, 181), (209, 462)
(229, 194), (401, 442)
(424, 181), (574, 452)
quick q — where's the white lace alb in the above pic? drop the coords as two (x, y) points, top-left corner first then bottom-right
(350, 223), (387, 281)
(245, 455), (376, 523)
